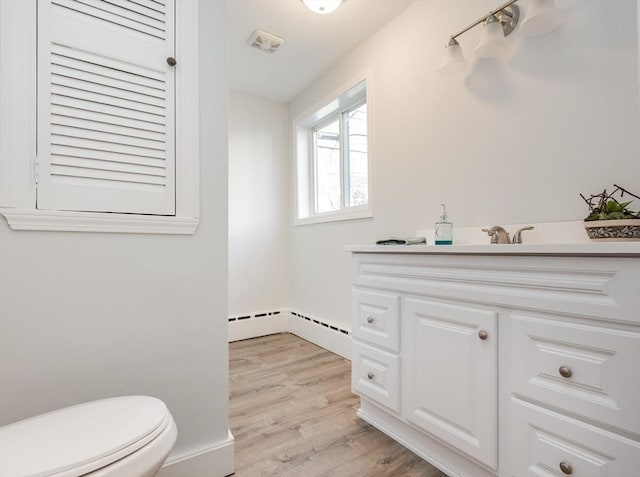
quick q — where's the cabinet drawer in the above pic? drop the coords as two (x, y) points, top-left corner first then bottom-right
(509, 398), (640, 477)
(509, 313), (640, 435)
(352, 340), (400, 413)
(352, 289), (400, 352)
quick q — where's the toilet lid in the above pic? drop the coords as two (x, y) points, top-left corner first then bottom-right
(0, 396), (171, 477)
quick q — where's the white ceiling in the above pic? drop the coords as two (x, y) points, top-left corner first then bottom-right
(229, 0), (415, 103)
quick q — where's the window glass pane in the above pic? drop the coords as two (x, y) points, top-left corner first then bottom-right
(347, 103), (368, 207)
(315, 118), (341, 213)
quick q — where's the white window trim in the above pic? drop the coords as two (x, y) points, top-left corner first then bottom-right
(0, 0), (200, 234)
(293, 69), (373, 226)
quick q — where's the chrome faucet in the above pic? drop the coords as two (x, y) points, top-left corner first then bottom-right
(481, 226), (534, 244)
(481, 226), (511, 244)
(512, 226), (534, 244)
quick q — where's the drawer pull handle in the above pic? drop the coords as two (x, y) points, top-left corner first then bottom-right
(478, 330), (488, 340)
(366, 316), (374, 324)
(367, 372), (374, 380)
(559, 366), (573, 378)
(559, 461), (573, 475)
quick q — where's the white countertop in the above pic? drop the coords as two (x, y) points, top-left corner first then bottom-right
(344, 242), (640, 257)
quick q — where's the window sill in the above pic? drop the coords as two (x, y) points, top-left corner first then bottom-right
(0, 208), (199, 234)
(295, 207), (373, 226)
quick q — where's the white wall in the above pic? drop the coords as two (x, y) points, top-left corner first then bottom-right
(289, 0), (640, 329)
(0, 1), (230, 475)
(228, 92), (291, 317)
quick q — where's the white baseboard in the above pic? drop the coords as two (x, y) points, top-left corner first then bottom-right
(158, 430), (235, 477)
(288, 312), (352, 360)
(228, 309), (352, 360)
(228, 312), (288, 342)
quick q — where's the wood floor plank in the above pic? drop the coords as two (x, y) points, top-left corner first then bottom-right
(229, 333), (449, 477)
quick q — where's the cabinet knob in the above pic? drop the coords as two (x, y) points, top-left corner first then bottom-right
(367, 372), (374, 380)
(478, 330), (488, 340)
(559, 366), (573, 378)
(366, 316), (374, 324)
(166, 57), (177, 66)
(559, 461), (573, 475)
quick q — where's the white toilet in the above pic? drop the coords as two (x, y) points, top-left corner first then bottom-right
(0, 396), (177, 477)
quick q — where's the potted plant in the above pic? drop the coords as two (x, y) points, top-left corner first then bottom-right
(580, 184), (640, 241)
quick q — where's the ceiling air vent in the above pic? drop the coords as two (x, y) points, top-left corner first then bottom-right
(248, 29), (285, 54)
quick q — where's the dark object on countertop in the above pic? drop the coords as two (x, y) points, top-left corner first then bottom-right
(376, 237), (427, 245)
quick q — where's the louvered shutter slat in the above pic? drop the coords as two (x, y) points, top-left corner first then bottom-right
(51, 145), (167, 169)
(51, 75), (165, 110)
(52, 157), (165, 179)
(52, 97), (165, 126)
(51, 164), (166, 185)
(51, 145), (166, 167)
(52, 76), (166, 109)
(52, 86), (165, 117)
(51, 44), (164, 83)
(52, 116), (166, 142)
(127, 0), (165, 15)
(52, 0), (165, 40)
(51, 64), (165, 99)
(72, 0), (166, 31)
(53, 175), (165, 192)
(105, 0), (166, 22)
(51, 137), (166, 160)
(51, 105), (166, 134)
(51, 125), (165, 151)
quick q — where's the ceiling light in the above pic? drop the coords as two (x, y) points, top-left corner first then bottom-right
(519, 0), (562, 37)
(302, 0), (343, 15)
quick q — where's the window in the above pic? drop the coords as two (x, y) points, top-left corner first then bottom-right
(314, 101), (368, 214)
(294, 75), (372, 224)
(0, 0), (200, 234)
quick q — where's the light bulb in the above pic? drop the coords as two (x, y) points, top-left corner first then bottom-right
(438, 38), (468, 75)
(475, 15), (511, 59)
(520, 0), (562, 37)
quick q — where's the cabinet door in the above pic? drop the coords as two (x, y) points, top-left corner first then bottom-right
(402, 297), (498, 469)
(38, 0), (176, 215)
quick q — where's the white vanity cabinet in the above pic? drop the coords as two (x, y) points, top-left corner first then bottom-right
(348, 244), (640, 477)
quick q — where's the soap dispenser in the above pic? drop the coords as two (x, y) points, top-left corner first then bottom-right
(435, 204), (453, 245)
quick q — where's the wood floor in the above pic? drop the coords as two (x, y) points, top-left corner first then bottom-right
(229, 333), (449, 477)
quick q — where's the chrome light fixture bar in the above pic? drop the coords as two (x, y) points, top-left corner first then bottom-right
(439, 0), (562, 74)
(449, 0), (520, 45)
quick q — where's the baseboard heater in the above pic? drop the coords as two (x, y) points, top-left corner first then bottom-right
(228, 310), (350, 337)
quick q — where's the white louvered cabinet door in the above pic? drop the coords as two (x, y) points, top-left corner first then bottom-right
(37, 0), (175, 215)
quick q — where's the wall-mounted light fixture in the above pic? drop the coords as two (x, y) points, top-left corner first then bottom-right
(439, 0), (562, 74)
(302, 0), (343, 15)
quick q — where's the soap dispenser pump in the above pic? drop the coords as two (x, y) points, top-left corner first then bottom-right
(435, 204), (453, 245)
